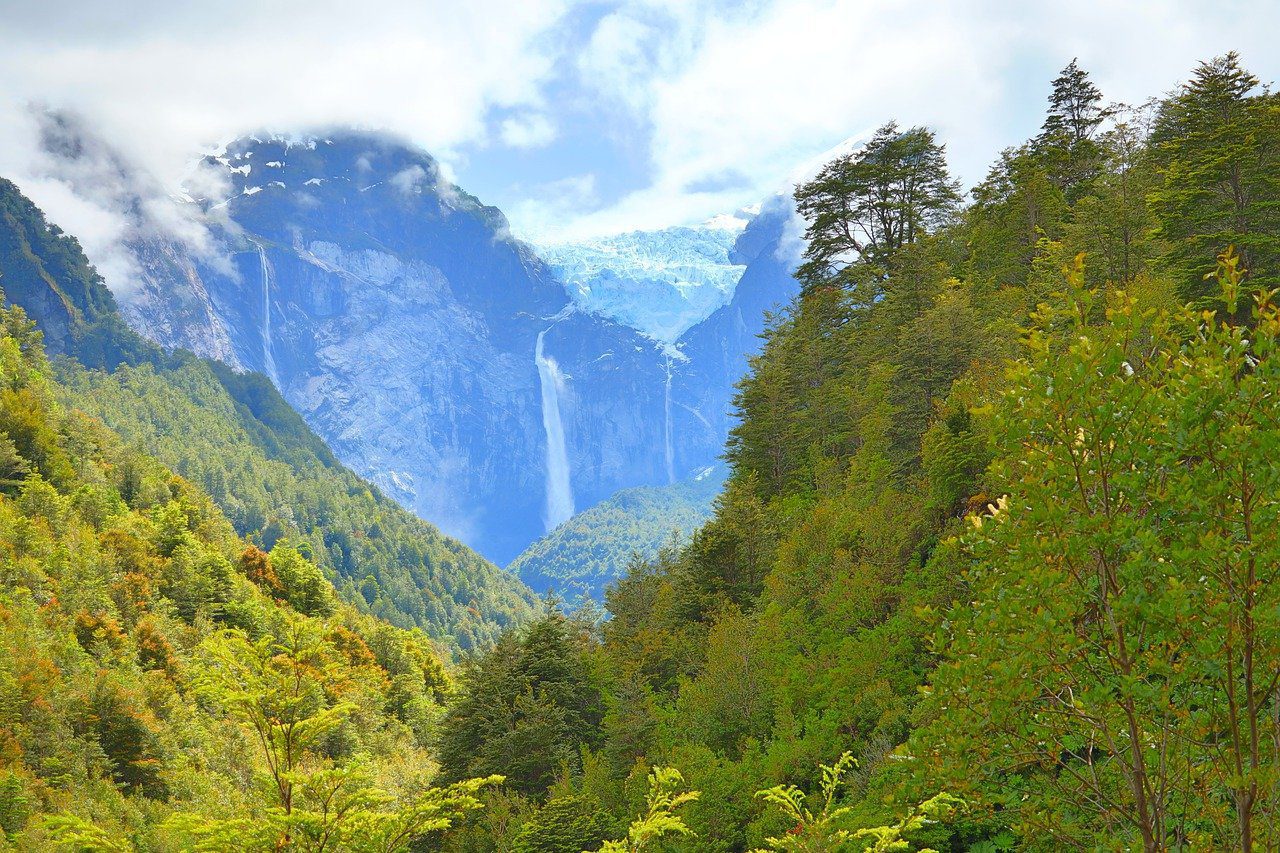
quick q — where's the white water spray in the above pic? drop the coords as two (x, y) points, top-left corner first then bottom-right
(663, 354), (675, 484)
(255, 244), (281, 388)
(535, 328), (574, 530)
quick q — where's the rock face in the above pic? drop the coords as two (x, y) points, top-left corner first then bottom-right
(36, 126), (801, 566)
(667, 193), (804, 472)
(503, 195), (802, 598)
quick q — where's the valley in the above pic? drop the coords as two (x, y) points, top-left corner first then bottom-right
(2, 9), (1279, 848)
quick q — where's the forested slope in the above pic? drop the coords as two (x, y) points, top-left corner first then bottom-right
(0, 298), (501, 848)
(429, 53), (1280, 851)
(0, 177), (537, 650)
(509, 470), (723, 603)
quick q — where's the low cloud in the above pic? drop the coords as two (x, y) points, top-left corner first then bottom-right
(390, 164), (428, 194)
(0, 107), (239, 295)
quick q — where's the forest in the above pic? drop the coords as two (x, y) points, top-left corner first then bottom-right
(1, 51), (1279, 850)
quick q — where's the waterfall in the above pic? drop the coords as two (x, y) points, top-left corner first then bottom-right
(663, 354), (675, 484)
(535, 328), (574, 530)
(255, 244), (281, 388)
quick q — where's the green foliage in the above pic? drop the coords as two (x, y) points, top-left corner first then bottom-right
(851, 795), (964, 853)
(795, 122), (961, 291)
(0, 301), (490, 848)
(510, 794), (613, 853)
(917, 251), (1280, 847)
(438, 611), (605, 797)
(1032, 59), (1112, 199)
(598, 767), (698, 853)
(1149, 52), (1280, 302)
(753, 752), (858, 851)
(752, 753), (960, 853)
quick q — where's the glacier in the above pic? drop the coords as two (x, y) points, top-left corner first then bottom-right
(537, 220), (750, 343)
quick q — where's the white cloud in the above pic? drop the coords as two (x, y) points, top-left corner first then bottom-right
(389, 164), (428, 194)
(552, 0), (1280, 240)
(499, 113), (558, 148)
(3, 0), (1280, 254)
(505, 173), (598, 241)
(577, 11), (660, 115)
(0, 0), (571, 291)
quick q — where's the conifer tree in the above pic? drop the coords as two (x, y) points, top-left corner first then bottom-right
(794, 122), (960, 296)
(1033, 59), (1111, 198)
(1149, 52), (1280, 302)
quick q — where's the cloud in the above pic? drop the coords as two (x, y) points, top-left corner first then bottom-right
(390, 164), (428, 195)
(2, 0), (1279, 255)
(548, 0), (1280, 241)
(0, 0), (572, 284)
(576, 11), (661, 115)
(505, 173), (598, 242)
(0, 107), (241, 294)
(499, 113), (558, 148)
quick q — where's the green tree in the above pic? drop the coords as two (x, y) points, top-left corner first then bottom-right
(190, 621), (353, 829)
(795, 122), (960, 294)
(438, 612), (604, 796)
(918, 253), (1280, 849)
(598, 767), (698, 853)
(1149, 52), (1280, 302)
(1033, 59), (1112, 198)
(0, 431), (28, 491)
(510, 794), (613, 853)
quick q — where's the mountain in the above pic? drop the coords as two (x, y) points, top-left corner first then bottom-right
(25, 121), (801, 570)
(537, 217), (750, 343)
(57, 129), (738, 563)
(0, 175), (536, 648)
(509, 466), (725, 603)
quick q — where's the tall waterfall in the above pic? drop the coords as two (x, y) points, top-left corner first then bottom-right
(535, 328), (574, 530)
(663, 354), (675, 484)
(255, 244), (281, 388)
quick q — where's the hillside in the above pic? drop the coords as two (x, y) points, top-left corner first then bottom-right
(0, 296), (499, 848)
(509, 468), (724, 603)
(0, 177), (537, 650)
(424, 54), (1280, 851)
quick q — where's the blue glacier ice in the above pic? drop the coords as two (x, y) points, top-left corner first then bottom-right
(536, 218), (752, 343)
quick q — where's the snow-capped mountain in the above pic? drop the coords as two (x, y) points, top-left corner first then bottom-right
(536, 215), (753, 343)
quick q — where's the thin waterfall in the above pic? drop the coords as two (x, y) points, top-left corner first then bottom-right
(255, 244), (281, 388)
(535, 328), (574, 530)
(663, 354), (675, 484)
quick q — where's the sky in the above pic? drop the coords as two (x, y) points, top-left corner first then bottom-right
(2, 0), (1280, 248)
